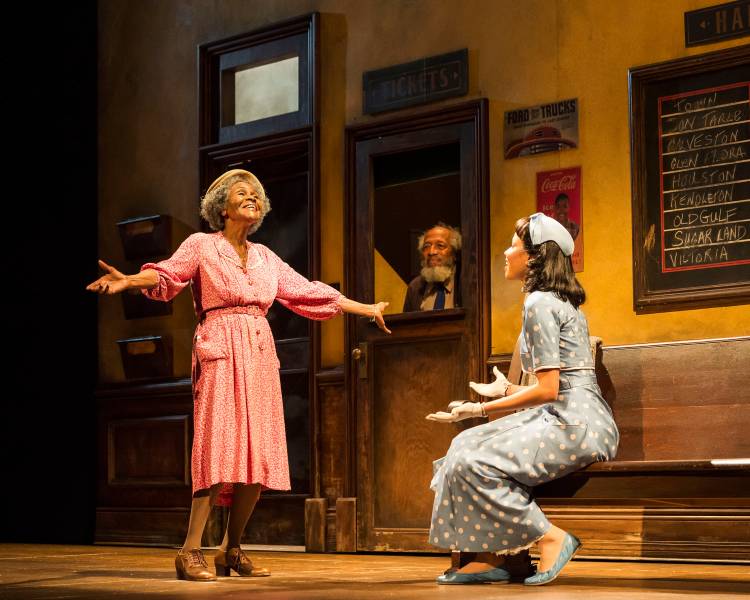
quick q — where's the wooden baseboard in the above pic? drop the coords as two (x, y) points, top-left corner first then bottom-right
(95, 508), (188, 547)
(542, 506), (750, 562)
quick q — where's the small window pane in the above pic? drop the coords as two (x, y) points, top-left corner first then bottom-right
(234, 56), (299, 124)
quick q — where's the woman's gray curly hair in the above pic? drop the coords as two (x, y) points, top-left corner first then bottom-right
(200, 173), (271, 234)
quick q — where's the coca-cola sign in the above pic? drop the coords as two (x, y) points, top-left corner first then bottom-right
(540, 174), (578, 193)
(536, 167), (584, 272)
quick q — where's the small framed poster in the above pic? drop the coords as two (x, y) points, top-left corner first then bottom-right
(537, 167), (583, 272)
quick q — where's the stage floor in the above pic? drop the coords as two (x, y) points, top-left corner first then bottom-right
(1, 544), (748, 599)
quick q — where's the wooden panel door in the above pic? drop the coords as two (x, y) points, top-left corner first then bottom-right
(346, 100), (489, 551)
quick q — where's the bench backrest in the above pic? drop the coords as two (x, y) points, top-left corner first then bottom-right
(596, 336), (749, 462)
(499, 335), (749, 463)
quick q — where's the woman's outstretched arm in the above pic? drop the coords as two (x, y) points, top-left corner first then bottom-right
(86, 260), (158, 295)
(337, 298), (391, 334)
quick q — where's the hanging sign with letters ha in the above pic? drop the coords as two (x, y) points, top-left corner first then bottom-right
(685, 0), (750, 47)
(362, 49), (468, 115)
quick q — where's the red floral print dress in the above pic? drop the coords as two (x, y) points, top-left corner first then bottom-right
(142, 232), (342, 504)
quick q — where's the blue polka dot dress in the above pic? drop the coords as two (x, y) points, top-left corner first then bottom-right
(429, 291), (619, 554)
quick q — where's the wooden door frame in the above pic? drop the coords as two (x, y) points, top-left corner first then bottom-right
(343, 99), (490, 547)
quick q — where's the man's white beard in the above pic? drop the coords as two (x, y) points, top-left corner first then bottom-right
(421, 265), (454, 283)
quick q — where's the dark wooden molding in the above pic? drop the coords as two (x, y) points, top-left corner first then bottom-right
(199, 126), (316, 159)
(487, 352), (513, 371)
(355, 332), (468, 551)
(199, 128), (315, 189)
(383, 307), (466, 325)
(345, 97), (490, 141)
(96, 378), (192, 401)
(315, 365), (345, 385)
(584, 459), (749, 473)
(198, 12), (319, 146)
(602, 334), (750, 350)
(344, 98), (491, 364)
(489, 335), (750, 359)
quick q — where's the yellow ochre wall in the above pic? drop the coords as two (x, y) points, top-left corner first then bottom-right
(97, 1), (749, 380)
(321, 0), (750, 363)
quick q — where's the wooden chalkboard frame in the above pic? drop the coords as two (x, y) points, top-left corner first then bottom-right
(629, 45), (750, 313)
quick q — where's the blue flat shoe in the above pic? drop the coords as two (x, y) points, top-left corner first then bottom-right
(524, 533), (581, 586)
(436, 566), (511, 585)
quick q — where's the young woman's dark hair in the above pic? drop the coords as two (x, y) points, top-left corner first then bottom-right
(514, 216), (586, 308)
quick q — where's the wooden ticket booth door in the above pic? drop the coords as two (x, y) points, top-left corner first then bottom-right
(345, 100), (490, 552)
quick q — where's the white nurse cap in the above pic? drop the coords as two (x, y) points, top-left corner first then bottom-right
(528, 212), (575, 256)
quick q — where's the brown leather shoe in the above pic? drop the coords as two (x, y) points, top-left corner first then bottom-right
(215, 547), (271, 577)
(175, 548), (217, 581)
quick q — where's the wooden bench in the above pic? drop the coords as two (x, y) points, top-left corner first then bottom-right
(454, 335), (750, 569)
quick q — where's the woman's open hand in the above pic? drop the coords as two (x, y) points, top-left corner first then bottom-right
(426, 401), (485, 423)
(469, 366), (511, 398)
(371, 301), (391, 334)
(337, 297), (392, 334)
(86, 260), (130, 295)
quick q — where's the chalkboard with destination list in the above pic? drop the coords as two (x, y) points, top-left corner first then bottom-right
(630, 45), (750, 312)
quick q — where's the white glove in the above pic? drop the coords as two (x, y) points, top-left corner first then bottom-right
(426, 402), (485, 423)
(469, 366), (511, 398)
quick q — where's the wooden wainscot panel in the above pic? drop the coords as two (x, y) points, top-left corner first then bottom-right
(107, 415), (190, 486)
(96, 379), (194, 545)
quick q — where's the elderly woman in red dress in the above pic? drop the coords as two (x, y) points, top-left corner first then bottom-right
(88, 170), (389, 581)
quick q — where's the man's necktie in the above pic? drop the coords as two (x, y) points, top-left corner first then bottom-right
(433, 282), (446, 310)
